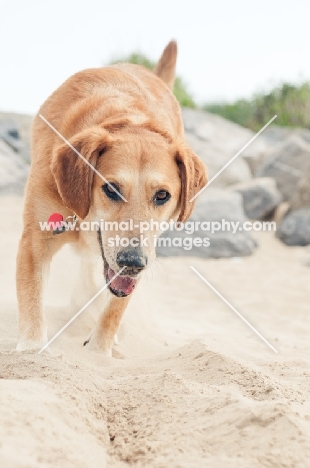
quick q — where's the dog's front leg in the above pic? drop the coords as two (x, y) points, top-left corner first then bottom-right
(84, 293), (130, 356)
(16, 230), (61, 351)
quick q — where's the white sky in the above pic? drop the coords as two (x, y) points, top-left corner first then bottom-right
(1, 0), (310, 114)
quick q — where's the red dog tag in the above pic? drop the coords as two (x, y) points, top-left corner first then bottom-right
(47, 213), (77, 234)
(47, 213), (66, 234)
(48, 213), (63, 228)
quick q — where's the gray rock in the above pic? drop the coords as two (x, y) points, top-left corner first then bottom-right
(182, 108), (253, 187)
(256, 135), (310, 202)
(241, 138), (271, 175)
(290, 164), (310, 211)
(263, 125), (310, 146)
(229, 177), (282, 219)
(157, 190), (257, 258)
(277, 209), (310, 246)
(0, 112), (32, 195)
(0, 112), (32, 164)
(0, 121), (23, 152)
(277, 159), (310, 247)
(233, 126), (310, 175)
(0, 139), (29, 195)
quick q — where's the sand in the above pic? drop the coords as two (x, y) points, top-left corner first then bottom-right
(0, 196), (310, 468)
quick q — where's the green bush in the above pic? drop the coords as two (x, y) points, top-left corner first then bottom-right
(204, 82), (310, 131)
(108, 52), (310, 129)
(109, 52), (196, 108)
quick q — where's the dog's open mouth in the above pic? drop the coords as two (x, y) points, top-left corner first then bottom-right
(106, 266), (138, 297)
(98, 230), (138, 297)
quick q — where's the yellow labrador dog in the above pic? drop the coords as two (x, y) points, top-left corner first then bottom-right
(16, 41), (207, 355)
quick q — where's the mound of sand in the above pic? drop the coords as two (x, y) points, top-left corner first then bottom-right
(0, 196), (309, 467)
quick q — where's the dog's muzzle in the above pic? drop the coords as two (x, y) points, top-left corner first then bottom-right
(98, 230), (147, 297)
(106, 248), (147, 297)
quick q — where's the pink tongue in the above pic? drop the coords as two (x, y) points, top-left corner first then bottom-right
(108, 268), (137, 295)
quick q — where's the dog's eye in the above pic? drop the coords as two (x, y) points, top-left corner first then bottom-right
(102, 183), (122, 201)
(154, 190), (171, 206)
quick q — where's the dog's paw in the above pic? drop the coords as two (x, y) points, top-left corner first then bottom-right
(83, 333), (113, 357)
(16, 337), (47, 352)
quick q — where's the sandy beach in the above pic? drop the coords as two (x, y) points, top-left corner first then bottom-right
(0, 195), (309, 467)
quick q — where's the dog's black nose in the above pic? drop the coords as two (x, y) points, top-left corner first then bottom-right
(116, 249), (147, 274)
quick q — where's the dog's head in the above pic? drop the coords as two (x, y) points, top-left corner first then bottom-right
(52, 124), (207, 297)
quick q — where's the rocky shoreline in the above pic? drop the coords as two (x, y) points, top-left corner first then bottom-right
(1, 108), (309, 255)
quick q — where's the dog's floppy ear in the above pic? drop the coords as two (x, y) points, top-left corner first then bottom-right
(175, 142), (208, 222)
(51, 126), (113, 219)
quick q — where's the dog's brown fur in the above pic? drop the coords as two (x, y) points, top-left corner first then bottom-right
(16, 41), (207, 354)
